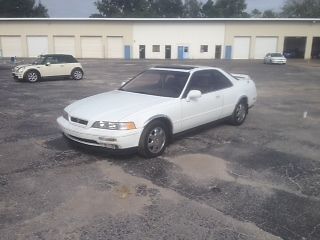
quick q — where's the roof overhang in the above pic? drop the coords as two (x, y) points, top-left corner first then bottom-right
(0, 18), (319, 23)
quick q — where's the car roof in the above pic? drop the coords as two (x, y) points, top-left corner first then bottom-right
(40, 54), (74, 57)
(151, 65), (216, 72)
(153, 65), (197, 70)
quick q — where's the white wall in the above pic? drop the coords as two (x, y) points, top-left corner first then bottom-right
(132, 22), (225, 59)
(27, 36), (48, 57)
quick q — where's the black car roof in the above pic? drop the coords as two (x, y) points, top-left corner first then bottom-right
(41, 54), (73, 57)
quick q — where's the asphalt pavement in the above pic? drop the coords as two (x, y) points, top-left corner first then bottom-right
(0, 58), (320, 240)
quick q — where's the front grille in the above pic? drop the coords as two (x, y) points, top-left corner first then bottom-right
(70, 116), (88, 125)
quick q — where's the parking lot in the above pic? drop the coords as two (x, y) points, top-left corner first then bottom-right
(1, 59), (320, 240)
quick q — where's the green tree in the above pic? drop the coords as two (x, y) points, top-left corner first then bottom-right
(0, 0), (49, 17)
(92, 0), (154, 17)
(262, 10), (279, 18)
(92, 0), (184, 18)
(183, 0), (202, 17)
(202, 0), (248, 17)
(202, 0), (219, 17)
(282, 0), (320, 17)
(250, 8), (262, 18)
(151, 0), (184, 17)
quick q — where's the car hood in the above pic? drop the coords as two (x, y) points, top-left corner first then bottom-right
(65, 90), (173, 122)
(271, 57), (286, 60)
(14, 64), (32, 70)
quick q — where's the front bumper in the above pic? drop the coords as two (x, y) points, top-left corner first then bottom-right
(271, 59), (286, 64)
(57, 116), (142, 149)
(12, 72), (24, 79)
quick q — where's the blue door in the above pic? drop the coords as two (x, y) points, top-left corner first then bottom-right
(178, 46), (184, 60)
(124, 45), (131, 60)
(225, 45), (232, 59)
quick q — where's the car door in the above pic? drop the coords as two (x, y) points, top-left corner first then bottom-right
(266, 53), (272, 63)
(210, 70), (236, 118)
(180, 70), (224, 131)
(41, 56), (63, 77)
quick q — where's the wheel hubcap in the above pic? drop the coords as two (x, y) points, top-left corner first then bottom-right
(235, 103), (246, 122)
(28, 72), (38, 82)
(147, 127), (166, 154)
(74, 71), (82, 80)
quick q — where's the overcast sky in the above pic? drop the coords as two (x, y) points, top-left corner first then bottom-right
(39, 0), (286, 18)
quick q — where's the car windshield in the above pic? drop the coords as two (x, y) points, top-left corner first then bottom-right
(271, 53), (283, 57)
(120, 70), (190, 98)
(32, 56), (46, 65)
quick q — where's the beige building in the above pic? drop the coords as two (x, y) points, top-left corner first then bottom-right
(0, 18), (319, 60)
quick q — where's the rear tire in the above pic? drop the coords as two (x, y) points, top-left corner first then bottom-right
(138, 120), (168, 158)
(25, 70), (40, 83)
(229, 100), (248, 126)
(71, 68), (83, 80)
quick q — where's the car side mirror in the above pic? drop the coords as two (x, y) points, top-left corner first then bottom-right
(45, 62), (51, 66)
(186, 90), (202, 102)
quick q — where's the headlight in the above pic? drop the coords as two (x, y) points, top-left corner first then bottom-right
(92, 121), (136, 130)
(18, 67), (25, 72)
(62, 110), (69, 120)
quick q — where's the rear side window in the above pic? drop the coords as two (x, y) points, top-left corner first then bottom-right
(211, 70), (233, 91)
(60, 55), (77, 63)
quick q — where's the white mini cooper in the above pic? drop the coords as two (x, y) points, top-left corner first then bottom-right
(57, 65), (257, 158)
(12, 54), (84, 82)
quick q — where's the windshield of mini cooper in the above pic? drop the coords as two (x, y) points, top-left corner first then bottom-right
(32, 56), (46, 65)
(120, 70), (190, 98)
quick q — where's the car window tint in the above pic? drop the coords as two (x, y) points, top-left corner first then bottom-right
(186, 71), (213, 94)
(121, 70), (189, 98)
(211, 70), (233, 91)
(57, 56), (66, 63)
(184, 70), (233, 96)
(45, 56), (59, 64)
(65, 55), (77, 63)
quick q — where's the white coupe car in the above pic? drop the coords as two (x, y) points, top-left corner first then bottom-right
(264, 53), (287, 64)
(57, 66), (257, 158)
(12, 54), (84, 82)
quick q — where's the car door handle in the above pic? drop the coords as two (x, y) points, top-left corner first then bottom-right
(216, 95), (221, 99)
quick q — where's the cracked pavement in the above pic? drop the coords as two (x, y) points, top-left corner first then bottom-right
(0, 59), (320, 240)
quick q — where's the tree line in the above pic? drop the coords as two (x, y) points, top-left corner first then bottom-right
(91, 0), (320, 18)
(0, 0), (319, 18)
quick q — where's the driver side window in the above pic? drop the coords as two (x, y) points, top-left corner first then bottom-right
(184, 70), (233, 97)
(45, 56), (59, 64)
(185, 70), (213, 95)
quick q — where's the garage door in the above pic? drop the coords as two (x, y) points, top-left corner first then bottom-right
(54, 36), (75, 56)
(254, 37), (278, 59)
(233, 37), (251, 59)
(107, 36), (124, 58)
(81, 37), (103, 58)
(1, 36), (22, 57)
(27, 36), (48, 57)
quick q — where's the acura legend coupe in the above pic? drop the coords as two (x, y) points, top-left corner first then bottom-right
(57, 65), (257, 158)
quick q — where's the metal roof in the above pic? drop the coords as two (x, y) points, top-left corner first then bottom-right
(0, 18), (319, 22)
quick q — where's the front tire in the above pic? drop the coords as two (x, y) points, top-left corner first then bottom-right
(71, 68), (83, 80)
(230, 100), (248, 126)
(25, 70), (40, 83)
(138, 120), (168, 158)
